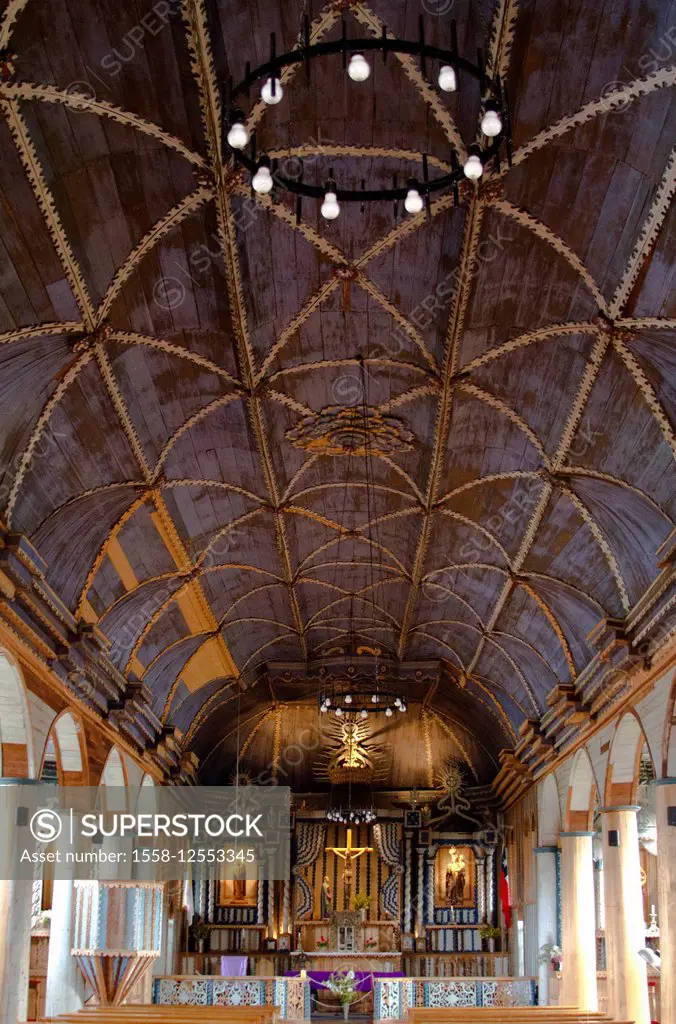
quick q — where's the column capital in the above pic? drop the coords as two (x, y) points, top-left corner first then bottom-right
(599, 805), (641, 813)
(534, 845), (558, 853)
(560, 830), (595, 837)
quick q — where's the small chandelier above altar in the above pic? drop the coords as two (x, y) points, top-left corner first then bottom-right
(327, 805), (377, 825)
(319, 689), (407, 718)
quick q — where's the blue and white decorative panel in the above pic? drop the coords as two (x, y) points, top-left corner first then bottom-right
(154, 976), (311, 1018)
(424, 981), (478, 1008)
(374, 978), (537, 1019)
(480, 979), (538, 1007)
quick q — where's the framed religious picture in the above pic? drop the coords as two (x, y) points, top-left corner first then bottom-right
(217, 860), (258, 907)
(404, 809), (422, 829)
(435, 845), (476, 908)
(277, 933), (291, 952)
(264, 937), (277, 951)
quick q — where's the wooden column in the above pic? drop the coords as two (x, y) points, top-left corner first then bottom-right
(655, 780), (676, 1024)
(601, 806), (650, 1024)
(560, 832), (598, 1011)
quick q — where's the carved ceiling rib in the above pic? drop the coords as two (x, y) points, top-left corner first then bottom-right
(0, 322), (83, 345)
(489, 200), (609, 313)
(559, 484), (630, 612)
(110, 332), (241, 385)
(428, 708), (481, 779)
(512, 65), (676, 168)
(556, 467), (674, 524)
(180, 0), (310, 659)
(0, 0), (29, 48)
(463, 322), (599, 372)
(0, 82), (207, 166)
(1, 100), (95, 327)
(5, 349), (94, 523)
(96, 186), (214, 324)
(396, 196), (486, 660)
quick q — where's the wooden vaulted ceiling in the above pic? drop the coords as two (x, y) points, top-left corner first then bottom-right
(0, 0), (674, 780)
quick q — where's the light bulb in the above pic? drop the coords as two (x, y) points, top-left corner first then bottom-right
(463, 153), (483, 180)
(320, 190), (340, 220)
(348, 53), (371, 82)
(261, 78), (283, 105)
(394, 697), (401, 707)
(361, 709), (368, 719)
(325, 697), (331, 706)
(399, 703), (406, 712)
(385, 706), (393, 717)
(252, 164), (273, 194)
(226, 120), (249, 150)
(336, 707), (343, 716)
(481, 107), (502, 137)
(404, 188), (424, 215)
(438, 65), (456, 92)
(344, 694), (352, 704)
(320, 704), (327, 713)
(371, 693), (378, 703)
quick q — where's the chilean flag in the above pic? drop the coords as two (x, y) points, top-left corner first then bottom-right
(500, 848), (512, 929)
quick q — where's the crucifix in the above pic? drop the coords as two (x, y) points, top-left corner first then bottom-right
(325, 828), (373, 902)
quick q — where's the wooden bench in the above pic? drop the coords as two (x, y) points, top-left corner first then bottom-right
(408, 1011), (626, 1024)
(40, 1006), (278, 1024)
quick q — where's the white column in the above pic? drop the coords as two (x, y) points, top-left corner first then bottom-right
(45, 813), (86, 1016)
(655, 780), (676, 1024)
(601, 806), (650, 1024)
(0, 780), (39, 1024)
(534, 847), (558, 1005)
(560, 831), (598, 1011)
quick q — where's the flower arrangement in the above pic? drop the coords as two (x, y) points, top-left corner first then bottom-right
(539, 943), (563, 971)
(31, 909), (51, 931)
(316, 935), (329, 949)
(327, 970), (359, 1005)
(365, 936), (378, 949)
(479, 925), (501, 939)
(351, 893), (372, 912)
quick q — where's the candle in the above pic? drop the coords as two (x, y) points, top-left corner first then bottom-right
(300, 969), (307, 980)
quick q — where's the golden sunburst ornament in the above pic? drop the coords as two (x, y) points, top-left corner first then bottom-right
(286, 406), (416, 457)
(436, 760), (463, 795)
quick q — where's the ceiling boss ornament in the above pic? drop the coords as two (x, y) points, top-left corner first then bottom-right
(222, 14), (511, 219)
(286, 405), (416, 456)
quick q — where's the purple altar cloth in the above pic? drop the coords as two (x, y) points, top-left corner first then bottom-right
(285, 970), (404, 992)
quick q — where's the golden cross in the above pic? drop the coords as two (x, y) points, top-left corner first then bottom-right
(325, 828), (373, 902)
(325, 828), (373, 864)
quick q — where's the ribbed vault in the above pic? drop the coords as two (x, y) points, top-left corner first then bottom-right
(0, 0), (674, 778)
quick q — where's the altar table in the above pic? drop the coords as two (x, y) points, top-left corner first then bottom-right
(286, 970), (405, 992)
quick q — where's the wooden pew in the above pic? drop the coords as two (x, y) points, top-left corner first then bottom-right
(40, 1006), (278, 1024)
(408, 1011), (627, 1024)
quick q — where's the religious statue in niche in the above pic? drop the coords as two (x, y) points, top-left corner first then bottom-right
(435, 846), (475, 908)
(321, 875), (333, 918)
(218, 860), (258, 906)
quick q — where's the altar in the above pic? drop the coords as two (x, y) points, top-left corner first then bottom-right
(289, 951), (402, 973)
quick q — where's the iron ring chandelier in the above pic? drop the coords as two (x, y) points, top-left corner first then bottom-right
(223, 16), (512, 218)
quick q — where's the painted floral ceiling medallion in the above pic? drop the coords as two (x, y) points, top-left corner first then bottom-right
(286, 405), (416, 457)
